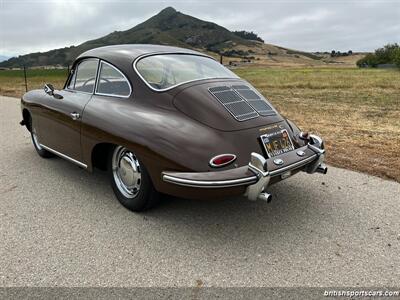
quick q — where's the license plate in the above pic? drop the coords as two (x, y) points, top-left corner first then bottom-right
(260, 129), (294, 157)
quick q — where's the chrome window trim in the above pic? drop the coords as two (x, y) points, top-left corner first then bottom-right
(66, 69), (76, 90)
(65, 58), (99, 95)
(95, 60), (132, 98)
(39, 143), (87, 168)
(64, 88), (94, 96)
(133, 52), (239, 93)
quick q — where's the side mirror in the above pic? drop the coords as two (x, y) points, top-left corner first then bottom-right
(44, 83), (63, 99)
(44, 83), (54, 96)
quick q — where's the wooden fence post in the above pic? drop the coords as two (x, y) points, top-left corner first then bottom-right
(23, 66), (28, 92)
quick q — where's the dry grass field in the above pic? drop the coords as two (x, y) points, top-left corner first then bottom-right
(235, 67), (400, 181)
(0, 69), (68, 98)
(1, 66), (399, 181)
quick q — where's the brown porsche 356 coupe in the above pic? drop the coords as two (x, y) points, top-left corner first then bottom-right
(20, 44), (327, 211)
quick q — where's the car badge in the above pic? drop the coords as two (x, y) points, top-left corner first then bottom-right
(273, 158), (284, 165)
(296, 150), (306, 157)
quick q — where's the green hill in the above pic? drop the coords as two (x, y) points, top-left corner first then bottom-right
(0, 7), (258, 68)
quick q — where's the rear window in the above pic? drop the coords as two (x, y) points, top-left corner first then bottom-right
(135, 54), (238, 91)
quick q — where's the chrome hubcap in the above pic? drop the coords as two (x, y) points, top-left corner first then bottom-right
(32, 127), (43, 150)
(112, 146), (141, 198)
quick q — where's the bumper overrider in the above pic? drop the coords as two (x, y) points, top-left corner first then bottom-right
(162, 134), (327, 202)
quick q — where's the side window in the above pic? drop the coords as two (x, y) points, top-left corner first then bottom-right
(96, 62), (131, 97)
(72, 59), (99, 93)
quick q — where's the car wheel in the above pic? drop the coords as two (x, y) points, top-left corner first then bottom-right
(108, 146), (159, 212)
(30, 118), (54, 158)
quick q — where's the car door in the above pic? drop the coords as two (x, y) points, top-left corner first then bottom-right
(38, 58), (99, 165)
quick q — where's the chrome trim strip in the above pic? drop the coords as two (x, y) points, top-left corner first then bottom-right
(93, 59), (101, 94)
(39, 144), (87, 168)
(94, 60), (132, 98)
(64, 88), (94, 96)
(133, 52), (239, 93)
(162, 173), (258, 188)
(269, 154), (317, 176)
(95, 91), (131, 98)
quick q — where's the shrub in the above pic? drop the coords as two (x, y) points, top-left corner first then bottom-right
(393, 48), (400, 68)
(357, 43), (400, 68)
(233, 31), (264, 43)
(357, 53), (379, 67)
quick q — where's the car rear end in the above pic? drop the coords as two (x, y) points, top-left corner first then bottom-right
(163, 79), (327, 202)
(134, 51), (327, 202)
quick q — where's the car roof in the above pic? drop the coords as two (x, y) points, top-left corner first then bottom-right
(77, 44), (207, 63)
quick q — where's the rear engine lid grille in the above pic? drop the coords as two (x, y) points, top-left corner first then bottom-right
(209, 86), (230, 93)
(211, 89), (243, 104)
(225, 102), (259, 121)
(234, 89), (260, 100)
(248, 100), (273, 113)
(231, 85), (276, 116)
(209, 86), (259, 121)
(209, 85), (276, 121)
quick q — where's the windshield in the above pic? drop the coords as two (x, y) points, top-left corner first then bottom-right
(135, 54), (238, 91)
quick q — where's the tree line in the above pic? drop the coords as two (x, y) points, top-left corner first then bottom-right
(232, 31), (264, 43)
(357, 43), (400, 68)
(330, 50), (353, 57)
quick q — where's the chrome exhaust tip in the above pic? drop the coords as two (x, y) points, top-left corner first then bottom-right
(258, 192), (272, 203)
(316, 164), (328, 174)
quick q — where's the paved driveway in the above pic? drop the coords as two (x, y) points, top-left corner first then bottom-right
(0, 96), (399, 287)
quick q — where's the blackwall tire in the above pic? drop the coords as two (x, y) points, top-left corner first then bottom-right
(108, 146), (160, 212)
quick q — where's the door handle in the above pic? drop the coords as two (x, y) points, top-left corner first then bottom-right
(70, 112), (80, 120)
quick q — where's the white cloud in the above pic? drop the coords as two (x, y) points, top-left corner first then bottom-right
(271, 9), (332, 30)
(0, 0), (399, 56)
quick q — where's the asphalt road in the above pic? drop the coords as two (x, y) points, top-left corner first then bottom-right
(0, 95), (399, 287)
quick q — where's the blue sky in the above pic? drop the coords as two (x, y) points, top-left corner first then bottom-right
(1, 0), (399, 58)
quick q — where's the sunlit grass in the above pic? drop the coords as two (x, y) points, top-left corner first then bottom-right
(235, 67), (400, 181)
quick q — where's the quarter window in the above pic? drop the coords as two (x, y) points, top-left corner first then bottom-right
(96, 62), (131, 97)
(70, 59), (99, 93)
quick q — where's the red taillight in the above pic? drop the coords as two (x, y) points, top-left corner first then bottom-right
(299, 131), (309, 140)
(209, 154), (237, 168)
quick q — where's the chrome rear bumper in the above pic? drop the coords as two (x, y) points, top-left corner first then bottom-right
(162, 134), (327, 200)
(245, 134), (326, 201)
